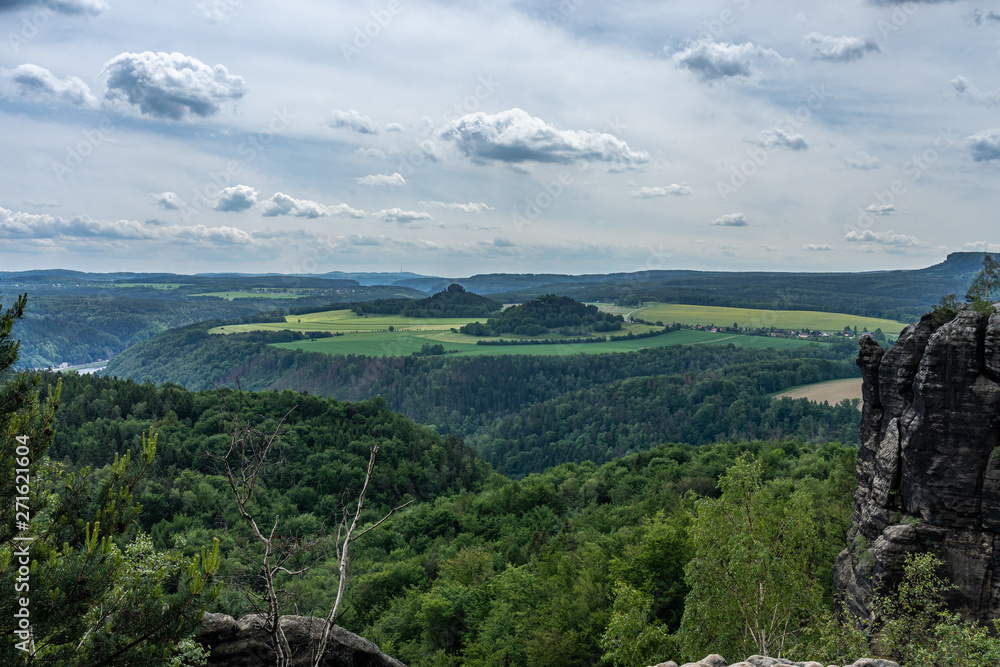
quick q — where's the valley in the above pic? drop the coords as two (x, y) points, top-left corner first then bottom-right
(208, 301), (890, 359)
(5, 253), (998, 667)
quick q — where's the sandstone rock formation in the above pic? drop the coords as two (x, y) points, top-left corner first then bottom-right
(194, 612), (406, 667)
(834, 307), (1000, 623)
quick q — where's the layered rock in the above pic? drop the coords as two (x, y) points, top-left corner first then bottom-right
(195, 613), (406, 667)
(834, 307), (1000, 623)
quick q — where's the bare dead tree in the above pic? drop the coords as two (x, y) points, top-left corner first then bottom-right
(208, 382), (300, 667)
(209, 381), (411, 667)
(312, 445), (411, 667)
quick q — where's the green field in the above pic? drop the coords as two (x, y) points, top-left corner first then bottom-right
(214, 304), (860, 358)
(633, 303), (907, 334)
(269, 327), (816, 358)
(116, 282), (190, 289)
(193, 291), (309, 300)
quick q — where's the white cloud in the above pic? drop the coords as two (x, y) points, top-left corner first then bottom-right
(357, 172), (407, 187)
(671, 39), (791, 82)
(5, 64), (97, 107)
(865, 204), (895, 216)
(439, 108), (649, 168)
(710, 213), (749, 227)
(968, 9), (1000, 24)
(968, 130), (1000, 162)
(385, 122), (404, 132)
(195, 0), (239, 24)
(952, 76), (1000, 106)
(964, 241), (1000, 252)
(356, 148), (386, 159)
(102, 51), (246, 120)
(803, 33), (881, 62)
(845, 151), (881, 170)
(152, 192), (183, 210)
(749, 128), (808, 151)
(845, 229), (924, 247)
(378, 208), (433, 223)
(260, 193), (365, 218)
(172, 224), (254, 245)
(0, 0), (106, 15)
(803, 243), (833, 251)
(631, 184), (692, 198)
(0, 205), (253, 246)
(214, 185), (258, 212)
(493, 237), (515, 247)
(419, 200), (494, 212)
(341, 234), (381, 246)
(328, 109), (380, 134)
(0, 206), (152, 239)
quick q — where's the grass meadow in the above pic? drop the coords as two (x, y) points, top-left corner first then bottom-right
(211, 303), (886, 358)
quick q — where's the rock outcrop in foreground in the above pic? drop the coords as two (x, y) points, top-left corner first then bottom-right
(649, 654), (898, 667)
(195, 613), (406, 667)
(835, 308), (1000, 623)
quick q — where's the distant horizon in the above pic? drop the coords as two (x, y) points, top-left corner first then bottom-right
(5, 249), (994, 281)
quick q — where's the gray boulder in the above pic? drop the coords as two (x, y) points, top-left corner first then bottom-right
(194, 613), (405, 667)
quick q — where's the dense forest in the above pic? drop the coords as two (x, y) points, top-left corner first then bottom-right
(460, 294), (624, 336)
(471, 360), (861, 477)
(21, 370), (994, 666)
(37, 370), (857, 666)
(105, 322), (861, 474)
(354, 284), (503, 318)
(7, 285), (999, 665)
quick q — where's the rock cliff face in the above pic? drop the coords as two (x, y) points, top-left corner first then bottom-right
(835, 307), (1000, 623)
(195, 613), (406, 667)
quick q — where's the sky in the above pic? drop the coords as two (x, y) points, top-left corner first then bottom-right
(0, 0), (998, 277)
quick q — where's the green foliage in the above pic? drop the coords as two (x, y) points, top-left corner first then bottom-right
(788, 610), (870, 665)
(44, 367), (860, 667)
(600, 583), (675, 667)
(678, 454), (823, 660)
(106, 326), (860, 479)
(873, 552), (1000, 666)
(475, 358), (862, 477)
(966, 254), (1000, 317)
(929, 255), (1000, 326)
(928, 293), (960, 329)
(608, 511), (692, 630)
(797, 553), (1000, 666)
(357, 288), (503, 319)
(0, 295), (221, 666)
(964, 254), (1000, 305)
(460, 295), (623, 337)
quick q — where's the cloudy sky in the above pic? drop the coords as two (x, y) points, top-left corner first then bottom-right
(1, 0), (998, 276)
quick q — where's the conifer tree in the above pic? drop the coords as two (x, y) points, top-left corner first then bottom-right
(0, 293), (221, 666)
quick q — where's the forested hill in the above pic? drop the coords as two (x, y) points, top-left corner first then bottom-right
(483, 252), (1000, 322)
(39, 370), (861, 666)
(104, 322), (861, 476)
(472, 360), (861, 477)
(353, 284), (503, 318)
(48, 372), (489, 514)
(460, 294), (623, 336)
